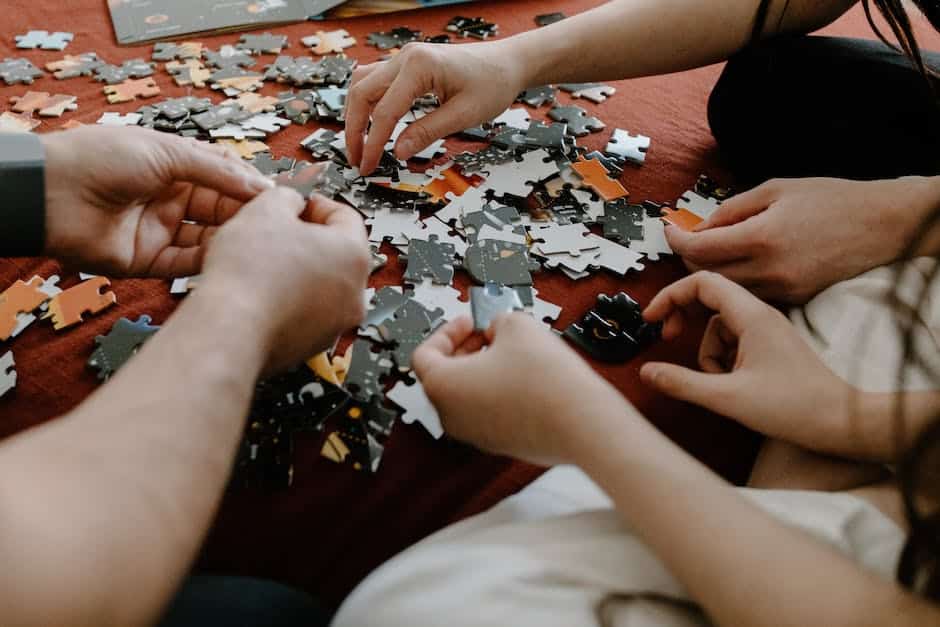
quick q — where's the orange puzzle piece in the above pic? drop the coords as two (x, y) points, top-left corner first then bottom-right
(103, 78), (160, 104)
(42, 277), (116, 331)
(10, 91), (78, 117)
(421, 164), (482, 204)
(570, 158), (628, 201)
(0, 277), (48, 340)
(660, 206), (704, 231)
(309, 29), (356, 55)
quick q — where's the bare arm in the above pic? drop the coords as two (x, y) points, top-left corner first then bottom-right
(568, 400), (937, 627)
(418, 309), (939, 627)
(0, 282), (268, 626)
(0, 187), (371, 627)
(345, 0), (858, 174)
(508, 0), (859, 86)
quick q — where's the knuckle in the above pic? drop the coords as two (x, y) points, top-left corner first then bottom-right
(400, 42), (431, 62)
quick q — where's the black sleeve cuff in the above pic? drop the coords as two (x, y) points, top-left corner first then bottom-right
(0, 133), (45, 257)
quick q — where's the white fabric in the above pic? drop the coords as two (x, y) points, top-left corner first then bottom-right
(333, 467), (905, 627)
(790, 258), (940, 392)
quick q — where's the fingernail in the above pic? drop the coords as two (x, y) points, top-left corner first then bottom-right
(248, 175), (275, 191)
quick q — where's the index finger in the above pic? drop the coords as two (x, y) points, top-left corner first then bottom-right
(344, 62), (394, 168)
(665, 220), (758, 266)
(643, 271), (769, 339)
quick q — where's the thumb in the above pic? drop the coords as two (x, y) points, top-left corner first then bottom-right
(395, 95), (479, 160)
(695, 184), (772, 230)
(640, 362), (736, 413)
(241, 186), (307, 220)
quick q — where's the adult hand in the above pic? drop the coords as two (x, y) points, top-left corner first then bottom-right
(666, 177), (937, 304)
(345, 41), (526, 175)
(201, 186), (370, 371)
(412, 313), (628, 466)
(41, 126), (275, 277)
(640, 271), (854, 454)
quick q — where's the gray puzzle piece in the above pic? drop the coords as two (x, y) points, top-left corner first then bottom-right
(0, 58), (44, 85)
(470, 282), (523, 330)
(0, 351), (15, 399)
(237, 32), (289, 55)
(375, 299), (443, 371)
(16, 31), (73, 51)
(516, 85), (556, 107)
(344, 339), (393, 401)
(547, 105), (605, 136)
(94, 59), (155, 84)
(601, 199), (646, 243)
(464, 239), (540, 287)
(87, 316), (161, 381)
(403, 235), (456, 285)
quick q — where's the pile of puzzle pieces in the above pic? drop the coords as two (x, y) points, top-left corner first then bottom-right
(0, 17), (734, 486)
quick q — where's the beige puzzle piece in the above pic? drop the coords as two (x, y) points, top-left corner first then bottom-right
(103, 77), (160, 104)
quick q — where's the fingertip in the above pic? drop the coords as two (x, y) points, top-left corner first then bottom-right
(395, 138), (416, 161)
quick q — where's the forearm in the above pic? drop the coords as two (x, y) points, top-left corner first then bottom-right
(565, 397), (937, 627)
(895, 175), (940, 258)
(849, 389), (940, 462)
(490, 0), (856, 87)
(0, 280), (271, 626)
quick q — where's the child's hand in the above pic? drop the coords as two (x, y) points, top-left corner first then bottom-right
(412, 314), (629, 466)
(641, 271), (854, 454)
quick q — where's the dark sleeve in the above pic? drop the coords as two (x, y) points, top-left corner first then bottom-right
(0, 133), (45, 257)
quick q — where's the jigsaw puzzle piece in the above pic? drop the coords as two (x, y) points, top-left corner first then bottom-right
(387, 380), (443, 439)
(87, 316), (160, 381)
(563, 292), (661, 363)
(0, 351), (15, 399)
(470, 282), (523, 331)
(677, 190), (721, 220)
(0, 277), (50, 341)
(660, 206), (703, 231)
(41, 277), (117, 331)
(605, 128), (650, 165)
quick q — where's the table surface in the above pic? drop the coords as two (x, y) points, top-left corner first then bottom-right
(2, 0), (933, 608)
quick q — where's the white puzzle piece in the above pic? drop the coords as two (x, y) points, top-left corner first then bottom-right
(387, 380), (443, 439)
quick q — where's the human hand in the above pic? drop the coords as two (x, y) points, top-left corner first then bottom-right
(41, 126), (275, 277)
(412, 313), (629, 466)
(345, 41), (526, 175)
(201, 186), (370, 371)
(666, 177), (937, 304)
(640, 271), (854, 454)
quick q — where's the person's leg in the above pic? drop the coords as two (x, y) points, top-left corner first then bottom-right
(157, 575), (331, 627)
(708, 36), (940, 183)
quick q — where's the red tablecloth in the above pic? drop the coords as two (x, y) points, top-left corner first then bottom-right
(1, 0), (934, 608)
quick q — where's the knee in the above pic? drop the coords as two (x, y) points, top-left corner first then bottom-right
(707, 42), (778, 145)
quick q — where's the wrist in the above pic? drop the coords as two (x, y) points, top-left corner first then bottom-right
(38, 133), (71, 259)
(549, 379), (643, 465)
(886, 175), (940, 259)
(185, 274), (279, 365)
